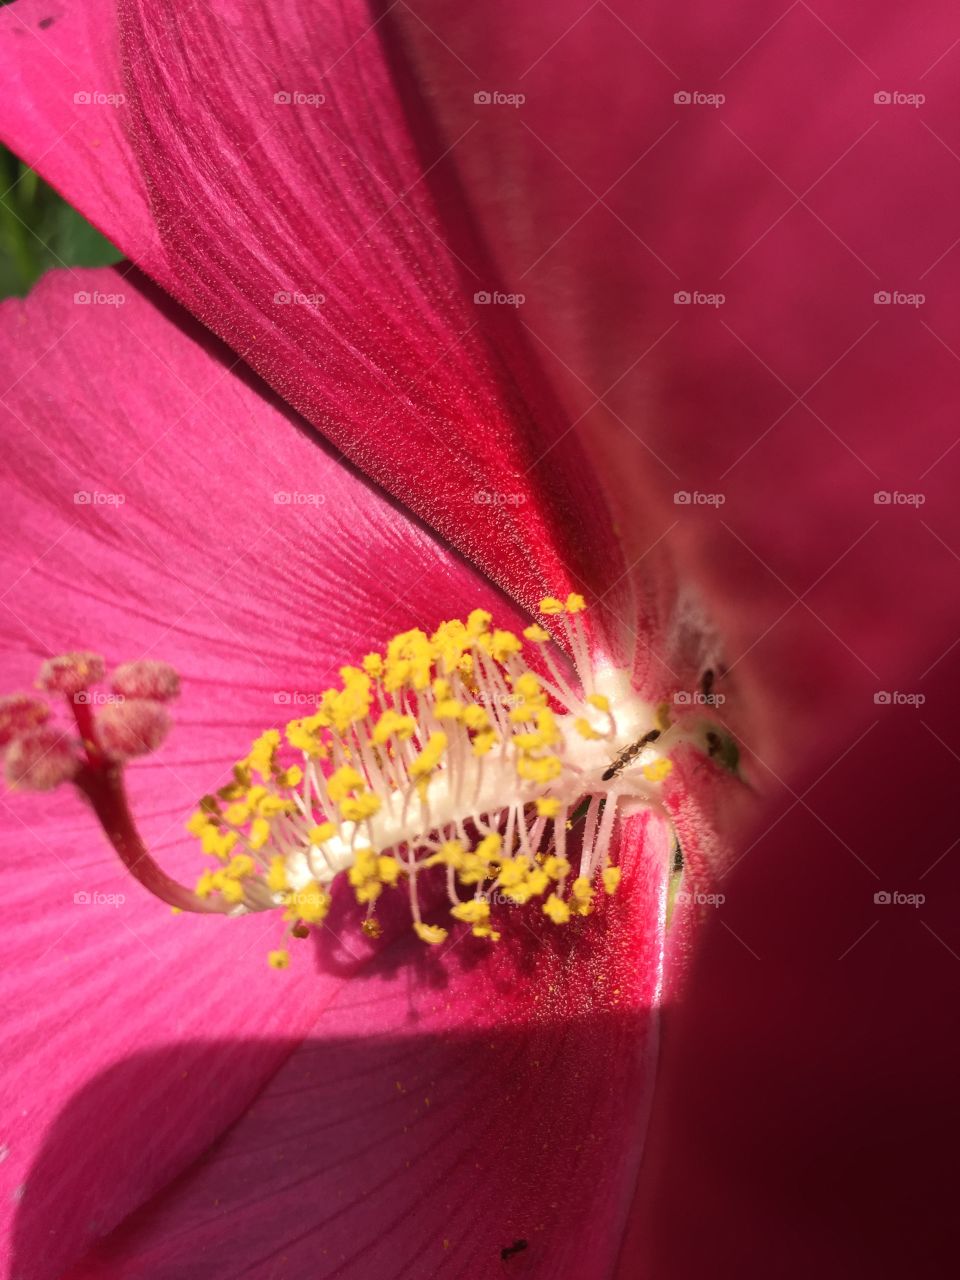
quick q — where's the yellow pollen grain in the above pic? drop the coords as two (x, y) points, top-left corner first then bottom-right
(602, 866), (622, 894)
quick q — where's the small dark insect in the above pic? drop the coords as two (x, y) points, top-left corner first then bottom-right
(38, 16), (56, 28)
(602, 729), (661, 781)
(671, 837), (684, 876)
(500, 1239), (528, 1261)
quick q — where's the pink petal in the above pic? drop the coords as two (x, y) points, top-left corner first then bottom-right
(0, 0), (630, 653)
(391, 0), (960, 770)
(0, 266), (531, 1280)
(618, 657), (960, 1279)
(38, 811), (668, 1280)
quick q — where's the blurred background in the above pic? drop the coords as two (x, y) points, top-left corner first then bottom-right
(0, 143), (121, 299)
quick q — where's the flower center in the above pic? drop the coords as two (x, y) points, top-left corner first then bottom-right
(187, 598), (685, 960)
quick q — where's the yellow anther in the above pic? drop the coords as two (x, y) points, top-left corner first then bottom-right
(372, 709), (416, 745)
(570, 876), (595, 916)
(450, 898), (491, 925)
(225, 854), (255, 880)
(340, 793), (382, 823)
(327, 765), (365, 802)
(258, 794), (293, 819)
(268, 949), (290, 969)
(276, 765), (302, 788)
(543, 855), (571, 881)
(586, 693), (610, 713)
(512, 672), (542, 700)
(248, 817), (271, 850)
(230, 763), (252, 789)
(414, 921), (449, 945)
(516, 754), (563, 784)
(466, 609), (492, 637)
(565, 593), (586, 614)
(286, 881), (330, 923)
(526, 867), (549, 897)
(186, 809), (213, 837)
(218, 877), (245, 905)
(267, 856), (288, 892)
(471, 924), (501, 941)
(434, 699), (464, 721)
(574, 717), (602, 741)
(461, 704), (491, 732)
(201, 827), (237, 861)
(535, 708), (559, 743)
(472, 730), (497, 756)
(522, 624), (551, 644)
(376, 855), (403, 885)
(223, 802), (251, 826)
(195, 870), (216, 899)
(286, 714), (328, 757)
(425, 839), (466, 869)
(354, 881), (382, 905)
(602, 866), (622, 894)
(536, 796), (561, 818)
(539, 596), (564, 615)
(384, 628), (432, 692)
(486, 629), (522, 662)
(327, 668), (373, 733)
(431, 620), (471, 671)
(410, 732), (447, 780)
(349, 848), (377, 882)
(476, 833), (503, 863)
(497, 858), (527, 889)
(248, 730), (280, 780)
(362, 653), (384, 678)
(543, 894), (571, 924)
(642, 758), (674, 783)
(309, 822), (336, 844)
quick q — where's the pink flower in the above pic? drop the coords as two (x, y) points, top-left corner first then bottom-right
(2, 2), (960, 1278)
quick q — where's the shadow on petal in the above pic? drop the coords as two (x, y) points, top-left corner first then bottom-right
(17, 1007), (658, 1280)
